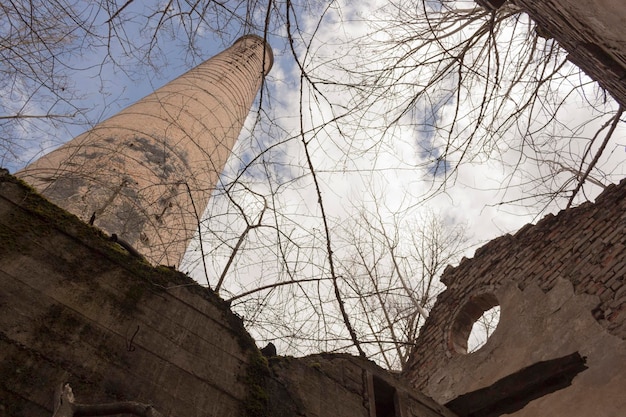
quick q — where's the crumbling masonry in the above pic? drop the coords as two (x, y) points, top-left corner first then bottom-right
(406, 179), (626, 416)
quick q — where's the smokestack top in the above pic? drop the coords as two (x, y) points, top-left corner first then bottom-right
(235, 34), (274, 76)
(18, 33), (275, 267)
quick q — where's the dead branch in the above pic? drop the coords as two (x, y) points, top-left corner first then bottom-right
(53, 383), (165, 417)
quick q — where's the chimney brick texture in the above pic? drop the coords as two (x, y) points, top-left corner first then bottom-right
(17, 35), (273, 267)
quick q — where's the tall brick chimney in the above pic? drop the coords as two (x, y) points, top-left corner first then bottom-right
(17, 35), (273, 267)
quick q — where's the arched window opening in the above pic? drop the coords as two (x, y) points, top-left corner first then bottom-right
(449, 293), (500, 354)
(468, 305), (500, 353)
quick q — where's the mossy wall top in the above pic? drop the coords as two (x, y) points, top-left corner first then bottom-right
(0, 173), (258, 417)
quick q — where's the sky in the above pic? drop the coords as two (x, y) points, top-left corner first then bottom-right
(2, 0), (625, 364)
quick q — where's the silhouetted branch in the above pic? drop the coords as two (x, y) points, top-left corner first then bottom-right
(567, 106), (624, 208)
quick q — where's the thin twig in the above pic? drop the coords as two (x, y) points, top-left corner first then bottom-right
(567, 106), (623, 208)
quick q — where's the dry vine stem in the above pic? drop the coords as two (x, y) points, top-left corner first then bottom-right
(52, 383), (164, 417)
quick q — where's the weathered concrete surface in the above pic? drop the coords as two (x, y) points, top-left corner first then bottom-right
(406, 179), (626, 416)
(17, 35), (273, 267)
(267, 354), (458, 417)
(511, 0), (626, 107)
(0, 173), (260, 417)
(1, 172), (456, 417)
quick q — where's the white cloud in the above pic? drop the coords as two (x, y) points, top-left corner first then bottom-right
(8, 0), (623, 362)
(181, 1), (625, 359)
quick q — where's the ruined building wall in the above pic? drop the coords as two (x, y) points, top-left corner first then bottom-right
(513, 0), (626, 108)
(0, 173), (460, 417)
(406, 2), (626, 413)
(0, 173), (265, 417)
(266, 353), (458, 417)
(17, 35), (273, 268)
(480, 0), (626, 107)
(405, 179), (626, 416)
(2, 33), (458, 417)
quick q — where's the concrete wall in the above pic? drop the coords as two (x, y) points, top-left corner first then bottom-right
(501, 0), (626, 107)
(267, 354), (457, 417)
(0, 172), (458, 417)
(0, 172), (262, 417)
(406, 179), (626, 416)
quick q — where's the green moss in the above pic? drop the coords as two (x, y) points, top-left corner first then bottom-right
(0, 336), (56, 416)
(243, 352), (270, 417)
(0, 222), (21, 252)
(119, 283), (146, 315)
(0, 207), (46, 254)
(0, 174), (239, 308)
(1, 174), (257, 348)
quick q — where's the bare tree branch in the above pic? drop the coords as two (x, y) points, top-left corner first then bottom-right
(567, 106), (624, 208)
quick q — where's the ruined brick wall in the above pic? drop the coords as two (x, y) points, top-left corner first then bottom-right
(405, 179), (626, 415)
(0, 173), (262, 417)
(511, 0), (626, 107)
